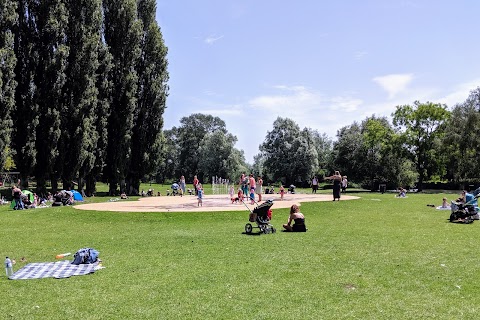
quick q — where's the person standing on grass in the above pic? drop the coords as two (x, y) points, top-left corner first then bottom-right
(341, 176), (348, 193)
(311, 176), (318, 193)
(193, 175), (199, 196)
(179, 175), (186, 195)
(326, 171), (342, 201)
(256, 176), (263, 202)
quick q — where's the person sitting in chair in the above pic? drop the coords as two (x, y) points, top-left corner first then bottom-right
(283, 204), (307, 232)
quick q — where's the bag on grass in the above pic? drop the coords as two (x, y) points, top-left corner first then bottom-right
(71, 247), (99, 265)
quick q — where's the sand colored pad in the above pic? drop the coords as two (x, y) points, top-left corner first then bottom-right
(74, 193), (360, 213)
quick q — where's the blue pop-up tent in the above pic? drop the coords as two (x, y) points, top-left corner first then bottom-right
(71, 190), (84, 201)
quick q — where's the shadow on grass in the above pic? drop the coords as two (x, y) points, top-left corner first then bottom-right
(242, 232), (262, 236)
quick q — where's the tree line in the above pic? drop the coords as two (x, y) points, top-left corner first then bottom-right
(256, 90), (480, 191)
(2, 1), (480, 194)
(0, 0), (168, 196)
(159, 90), (480, 192)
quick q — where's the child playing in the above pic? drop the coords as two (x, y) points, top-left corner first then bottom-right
(279, 184), (285, 200)
(197, 183), (203, 207)
(236, 188), (243, 203)
(229, 185), (235, 203)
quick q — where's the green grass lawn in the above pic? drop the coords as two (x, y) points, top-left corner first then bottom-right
(1, 190), (479, 319)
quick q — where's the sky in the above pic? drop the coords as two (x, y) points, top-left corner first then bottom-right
(155, 0), (480, 163)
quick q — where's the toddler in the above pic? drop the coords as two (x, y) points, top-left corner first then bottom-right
(197, 183), (203, 207)
(229, 185), (235, 203)
(250, 189), (255, 205)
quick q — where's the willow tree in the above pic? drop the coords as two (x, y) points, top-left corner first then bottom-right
(260, 117), (318, 185)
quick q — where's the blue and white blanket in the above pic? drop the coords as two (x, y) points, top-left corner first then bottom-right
(9, 260), (97, 280)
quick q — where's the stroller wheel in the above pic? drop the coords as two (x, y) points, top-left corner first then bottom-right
(263, 227), (269, 234)
(245, 223), (253, 234)
(271, 227), (276, 233)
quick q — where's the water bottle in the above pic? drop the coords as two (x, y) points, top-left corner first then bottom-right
(5, 257), (13, 277)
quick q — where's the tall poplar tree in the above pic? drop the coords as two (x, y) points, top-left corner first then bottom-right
(31, 0), (69, 194)
(126, 0), (169, 195)
(0, 0), (17, 171)
(60, 0), (102, 191)
(84, 43), (113, 196)
(103, 0), (142, 195)
(12, 0), (38, 188)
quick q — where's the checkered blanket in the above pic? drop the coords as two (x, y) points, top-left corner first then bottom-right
(9, 260), (97, 280)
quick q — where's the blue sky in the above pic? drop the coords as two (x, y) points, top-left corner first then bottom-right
(156, 0), (480, 163)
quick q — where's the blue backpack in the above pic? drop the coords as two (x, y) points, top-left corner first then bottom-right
(71, 248), (99, 265)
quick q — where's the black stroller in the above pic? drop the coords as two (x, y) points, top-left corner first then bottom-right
(52, 190), (73, 206)
(288, 185), (296, 194)
(449, 200), (478, 224)
(244, 200), (276, 234)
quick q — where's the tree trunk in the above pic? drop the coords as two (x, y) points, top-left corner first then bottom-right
(85, 174), (96, 197)
(108, 179), (118, 196)
(51, 179), (59, 194)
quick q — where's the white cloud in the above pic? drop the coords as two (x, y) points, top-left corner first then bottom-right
(329, 96), (363, 112)
(373, 73), (414, 99)
(248, 85), (323, 112)
(354, 51), (368, 60)
(437, 79), (480, 107)
(248, 85), (362, 115)
(205, 35), (224, 45)
(197, 108), (243, 117)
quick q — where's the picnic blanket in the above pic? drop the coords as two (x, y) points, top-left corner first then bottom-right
(8, 260), (98, 280)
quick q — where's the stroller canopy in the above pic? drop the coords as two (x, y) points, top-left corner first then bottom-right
(171, 183), (179, 189)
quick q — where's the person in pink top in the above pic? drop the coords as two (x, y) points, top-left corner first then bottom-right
(249, 174), (256, 193)
(279, 184), (285, 200)
(193, 175), (199, 196)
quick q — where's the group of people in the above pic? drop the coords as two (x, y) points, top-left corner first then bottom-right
(237, 173), (264, 203)
(10, 186), (52, 209)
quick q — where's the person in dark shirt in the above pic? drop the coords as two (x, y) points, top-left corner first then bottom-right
(283, 204), (307, 232)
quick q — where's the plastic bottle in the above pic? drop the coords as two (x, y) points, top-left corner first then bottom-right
(5, 257), (13, 277)
(55, 252), (71, 259)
